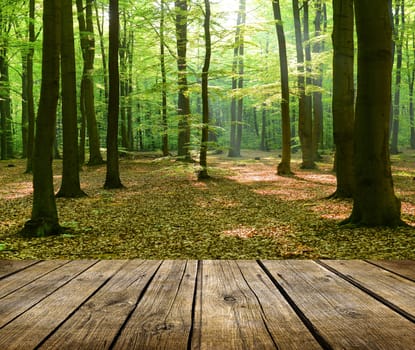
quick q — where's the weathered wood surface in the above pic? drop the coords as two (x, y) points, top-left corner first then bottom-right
(0, 260), (414, 350)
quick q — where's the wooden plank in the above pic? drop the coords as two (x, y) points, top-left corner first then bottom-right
(369, 260), (415, 281)
(320, 260), (415, 321)
(39, 260), (162, 350)
(0, 260), (125, 350)
(0, 260), (39, 279)
(234, 261), (322, 349)
(0, 260), (69, 299)
(192, 260), (279, 350)
(0, 260), (93, 327)
(113, 260), (197, 350)
(262, 260), (415, 349)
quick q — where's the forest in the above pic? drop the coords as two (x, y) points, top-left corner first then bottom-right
(0, 0), (414, 259)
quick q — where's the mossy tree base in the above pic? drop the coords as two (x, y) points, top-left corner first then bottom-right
(20, 218), (63, 238)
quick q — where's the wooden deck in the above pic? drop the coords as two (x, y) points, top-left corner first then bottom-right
(0, 260), (414, 349)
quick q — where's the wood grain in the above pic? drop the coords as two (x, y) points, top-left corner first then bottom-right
(40, 260), (161, 350)
(0, 260), (69, 299)
(262, 260), (415, 349)
(0, 260), (124, 350)
(369, 260), (415, 281)
(192, 260), (278, 350)
(0, 260), (38, 279)
(320, 260), (415, 320)
(113, 260), (197, 350)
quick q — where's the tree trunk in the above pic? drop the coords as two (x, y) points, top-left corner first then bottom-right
(228, 0), (245, 158)
(292, 0), (314, 169)
(94, 1), (109, 103)
(344, 0), (403, 227)
(408, 33), (415, 149)
(76, 0), (104, 166)
(198, 0), (211, 180)
(390, 0), (404, 155)
(312, 0), (323, 161)
(104, 0), (123, 189)
(56, 0), (86, 198)
(175, 0), (191, 160)
(160, 0), (169, 156)
(22, 0), (62, 237)
(272, 0), (292, 176)
(330, 0), (354, 199)
(24, 0), (35, 173)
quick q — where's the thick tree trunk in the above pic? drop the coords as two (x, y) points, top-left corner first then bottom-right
(330, 0), (354, 199)
(56, 0), (86, 198)
(22, 0), (62, 237)
(198, 0), (211, 180)
(345, 0), (403, 227)
(104, 0), (123, 189)
(175, 0), (191, 160)
(272, 0), (292, 175)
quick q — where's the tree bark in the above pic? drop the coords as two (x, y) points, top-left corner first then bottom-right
(272, 0), (292, 175)
(198, 0), (211, 180)
(344, 0), (403, 227)
(228, 0), (246, 158)
(292, 0), (314, 169)
(312, 0), (324, 161)
(22, 0), (62, 237)
(175, 0), (191, 160)
(104, 0), (123, 189)
(76, 0), (104, 166)
(330, 0), (354, 199)
(160, 0), (169, 156)
(57, 0), (86, 198)
(390, 0), (404, 155)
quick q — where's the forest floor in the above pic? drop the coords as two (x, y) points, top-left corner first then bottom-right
(1, 149), (415, 260)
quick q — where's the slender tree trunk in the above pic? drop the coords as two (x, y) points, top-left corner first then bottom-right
(272, 0), (292, 175)
(25, 0), (35, 172)
(228, 0), (245, 158)
(312, 0), (323, 160)
(175, 0), (191, 160)
(260, 105), (268, 151)
(22, 53), (28, 158)
(76, 0), (103, 165)
(293, 0), (314, 169)
(198, 0), (211, 180)
(344, 0), (403, 227)
(408, 33), (415, 148)
(390, 0), (404, 155)
(57, 0), (86, 198)
(160, 0), (169, 156)
(22, 0), (62, 237)
(0, 51), (13, 160)
(330, 0), (354, 199)
(127, 31), (134, 151)
(94, 1), (109, 103)
(104, 0), (123, 189)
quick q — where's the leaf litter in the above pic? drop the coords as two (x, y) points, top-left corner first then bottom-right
(0, 150), (414, 260)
